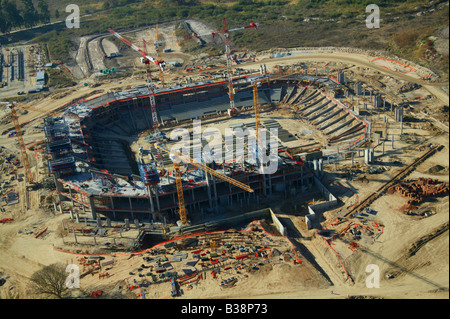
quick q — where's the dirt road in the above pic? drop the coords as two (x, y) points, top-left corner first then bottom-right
(238, 51), (449, 104)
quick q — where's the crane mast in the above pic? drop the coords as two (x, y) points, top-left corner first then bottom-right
(223, 18), (236, 116)
(9, 102), (34, 186)
(154, 143), (254, 225)
(155, 24), (165, 87)
(146, 19), (258, 117)
(109, 28), (164, 168)
(173, 161), (187, 225)
(215, 18), (258, 117)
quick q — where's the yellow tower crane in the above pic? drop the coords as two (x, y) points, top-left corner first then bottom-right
(3, 101), (80, 189)
(9, 101), (34, 187)
(235, 71), (296, 154)
(154, 143), (254, 226)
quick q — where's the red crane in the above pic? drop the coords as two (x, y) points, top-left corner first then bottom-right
(108, 28), (166, 72)
(147, 19), (259, 117)
(108, 29), (164, 168)
(214, 19), (258, 117)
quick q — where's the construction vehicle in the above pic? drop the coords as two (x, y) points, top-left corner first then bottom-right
(170, 277), (178, 297)
(154, 143), (254, 226)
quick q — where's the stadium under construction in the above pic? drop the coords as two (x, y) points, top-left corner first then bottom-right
(43, 72), (369, 229)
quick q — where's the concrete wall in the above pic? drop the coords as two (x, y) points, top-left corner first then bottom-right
(270, 208), (286, 236)
(305, 176), (338, 229)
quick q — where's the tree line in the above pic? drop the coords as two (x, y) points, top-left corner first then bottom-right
(0, 0), (50, 34)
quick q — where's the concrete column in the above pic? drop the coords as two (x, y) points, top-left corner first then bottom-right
(73, 227), (78, 244)
(124, 218), (130, 229)
(205, 173), (213, 208)
(147, 186), (155, 213)
(313, 160), (318, 176)
(384, 117), (388, 141)
(88, 196), (97, 220)
(54, 175), (65, 201)
(228, 183), (232, 206)
(212, 175), (218, 209)
(106, 218), (111, 227)
(69, 187), (74, 206)
(154, 185), (160, 212)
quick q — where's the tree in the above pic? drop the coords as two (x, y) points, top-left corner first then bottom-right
(0, 2), (6, 33)
(1, 0), (23, 32)
(37, 0), (50, 24)
(30, 263), (70, 299)
(21, 0), (39, 28)
(54, 9), (60, 19)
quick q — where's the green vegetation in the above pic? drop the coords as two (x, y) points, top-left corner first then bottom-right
(2, 0), (448, 77)
(45, 68), (77, 88)
(0, 0), (50, 33)
(34, 30), (75, 62)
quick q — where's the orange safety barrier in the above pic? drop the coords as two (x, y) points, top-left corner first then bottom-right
(316, 230), (354, 284)
(370, 57), (416, 74)
(53, 220), (303, 264)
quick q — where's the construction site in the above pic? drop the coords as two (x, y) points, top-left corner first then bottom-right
(0, 19), (448, 300)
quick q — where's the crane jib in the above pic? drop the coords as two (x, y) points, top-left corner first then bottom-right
(154, 144), (254, 193)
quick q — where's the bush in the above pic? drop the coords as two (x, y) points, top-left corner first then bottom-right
(392, 28), (420, 48)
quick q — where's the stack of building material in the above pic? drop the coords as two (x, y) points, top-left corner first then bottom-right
(388, 178), (449, 208)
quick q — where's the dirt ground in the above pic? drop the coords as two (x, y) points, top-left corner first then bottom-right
(0, 41), (448, 299)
